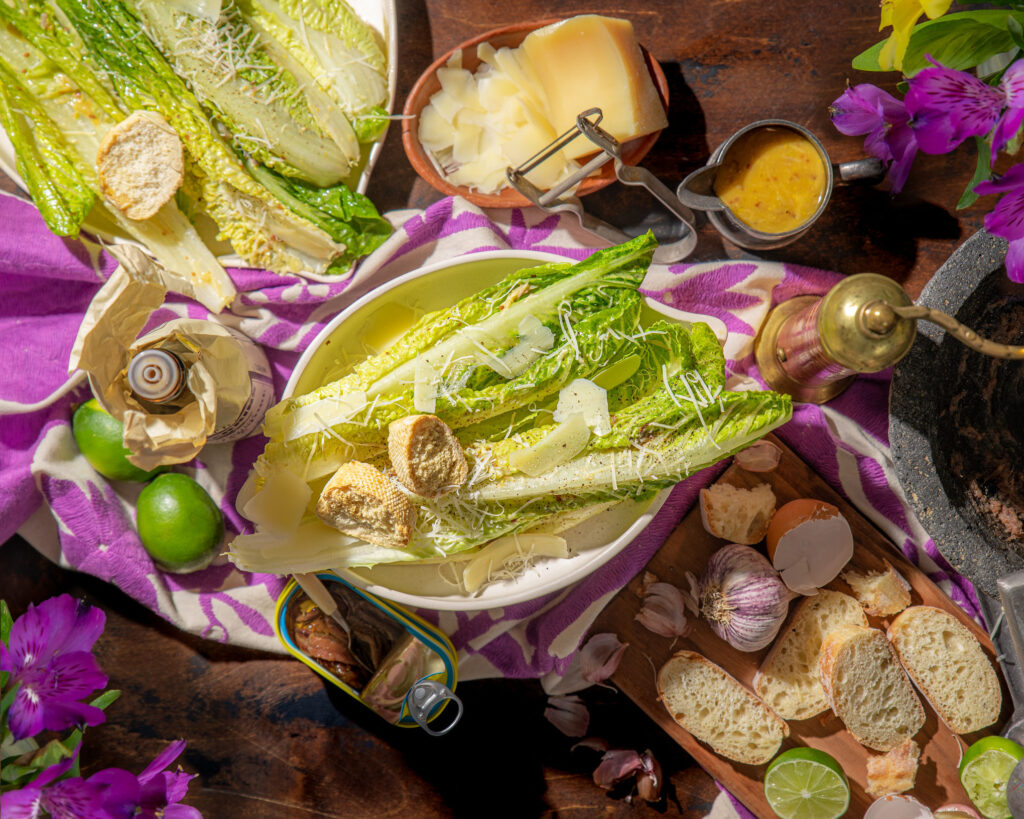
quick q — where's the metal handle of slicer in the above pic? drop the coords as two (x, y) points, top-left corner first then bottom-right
(506, 109), (698, 264)
(407, 678), (463, 736)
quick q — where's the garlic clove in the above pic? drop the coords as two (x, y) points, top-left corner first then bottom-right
(635, 582), (690, 639)
(734, 439), (782, 472)
(636, 750), (662, 802)
(593, 749), (644, 790)
(580, 632), (628, 684)
(544, 694), (590, 737)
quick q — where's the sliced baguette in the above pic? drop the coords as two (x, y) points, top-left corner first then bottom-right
(97, 111), (183, 220)
(887, 605), (1001, 734)
(818, 625), (925, 752)
(316, 461), (416, 549)
(754, 589), (868, 720)
(657, 650), (788, 765)
(388, 414), (468, 498)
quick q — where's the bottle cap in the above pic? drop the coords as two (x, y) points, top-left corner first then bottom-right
(127, 349), (185, 403)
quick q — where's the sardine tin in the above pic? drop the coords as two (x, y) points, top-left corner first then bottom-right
(274, 572), (459, 729)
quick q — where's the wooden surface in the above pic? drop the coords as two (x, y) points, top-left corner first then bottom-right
(0, 0), (1003, 816)
(593, 437), (1012, 815)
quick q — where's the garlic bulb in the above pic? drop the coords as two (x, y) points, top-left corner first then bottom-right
(687, 543), (796, 652)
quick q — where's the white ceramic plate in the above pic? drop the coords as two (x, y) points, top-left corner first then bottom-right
(284, 250), (679, 611)
(0, 0), (397, 283)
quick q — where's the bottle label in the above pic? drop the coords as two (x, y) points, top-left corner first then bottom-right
(207, 328), (276, 444)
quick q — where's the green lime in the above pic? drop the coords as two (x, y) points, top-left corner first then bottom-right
(136, 473), (224, 572)
(764, 747), (850, 819)
(959, 736), (1024, 818)
(72, 399), (163, 482)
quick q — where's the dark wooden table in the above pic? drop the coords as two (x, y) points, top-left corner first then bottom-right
(0, 1), (995, 816)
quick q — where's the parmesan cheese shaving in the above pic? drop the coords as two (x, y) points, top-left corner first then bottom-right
(490, 314), (555, 378)
(554, 378), (611, 436)
(413, 355), (439, 413)
(462, 533), (569, 593)
(508, 412), (590, 477)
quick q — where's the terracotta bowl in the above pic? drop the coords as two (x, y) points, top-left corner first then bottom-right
(401, 19), (670, 209)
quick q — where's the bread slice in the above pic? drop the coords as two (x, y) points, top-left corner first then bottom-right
(316, 461), (416, 549)
(866, 738), (920, 797)
(818, 625), (925, 752)
(97, 111), (183, 220)
(657, 650), (788, 765)
(699, 481), (776, 544)
(388, 414), (468, 498)
(754, 589), (868, 720)
(842, 561), (912, 617)
(887, 605), (1001, 734)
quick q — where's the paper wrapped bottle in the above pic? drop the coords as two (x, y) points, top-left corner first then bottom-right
(69, 246), (274, 470)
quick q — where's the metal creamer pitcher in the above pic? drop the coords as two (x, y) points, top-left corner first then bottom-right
(677, 119), (884, 250)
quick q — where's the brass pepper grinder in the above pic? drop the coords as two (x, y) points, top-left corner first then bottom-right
(755, 273), (1024, 404)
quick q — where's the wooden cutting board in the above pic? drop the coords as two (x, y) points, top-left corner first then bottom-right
(593, 435), (1011, 816)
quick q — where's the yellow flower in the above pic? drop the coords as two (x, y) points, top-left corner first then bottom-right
(878, 0), (953, 71)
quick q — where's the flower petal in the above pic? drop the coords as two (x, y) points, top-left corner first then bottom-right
(90, 768), (141, 819)
(905, 61), (1003, 154)
(139, 741), (188, 784)
(831, 85), (906, 137)
(42, 778), (104, 819)
(39, 596), (106, 659)
(162, 806), (203, 819)
(161, 771), (196, 807)
(41, 652), (108, 701)
(40, 699), (108, 734)
(8, 601), (56, 670)
(580, 633), (628, 684)
(983, 183), (1024, 240)
(544, 695), (590, 737)
(593, 749), (644, 789)
(975, 163), (1024, 196)
(1004, 237), (1024, 283)
(9, 677), (47, 740)
(886, 124), (920, 194)
(992, 105), (1024, 160)
(0, 788), (43, 819)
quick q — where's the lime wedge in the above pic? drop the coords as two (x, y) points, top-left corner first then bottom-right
(764, 747), (850, 819)
(959, 736), (1024, 819)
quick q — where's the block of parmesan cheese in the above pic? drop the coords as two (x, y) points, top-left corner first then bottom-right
(519, 15), (668, 160)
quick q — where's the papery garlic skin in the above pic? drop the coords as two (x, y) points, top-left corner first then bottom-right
(694, 543), (795, 652)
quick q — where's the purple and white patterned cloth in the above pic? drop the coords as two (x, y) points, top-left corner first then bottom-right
(0, 192), (982, 692)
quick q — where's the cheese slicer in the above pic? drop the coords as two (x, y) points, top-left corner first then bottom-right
(507, 108), (698, 264)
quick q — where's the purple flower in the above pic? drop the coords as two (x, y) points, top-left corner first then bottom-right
(0, 755), (104, 819)
(0, 595), (108, 740)
(975, 163), (1024, 283)
(905, 57), (1024, 160)
(831, 84), (919, 192)
(90, 741), (201, 819)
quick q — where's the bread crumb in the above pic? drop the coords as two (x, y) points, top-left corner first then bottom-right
(866, 739), (920, 797)
(699, 482), (776, 545)
(842, 561), (911, 617)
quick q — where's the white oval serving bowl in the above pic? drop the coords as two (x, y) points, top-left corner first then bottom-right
(284, 249), (674, 611)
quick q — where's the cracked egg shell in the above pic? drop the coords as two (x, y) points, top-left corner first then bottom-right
(765, 499), (854, 595)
